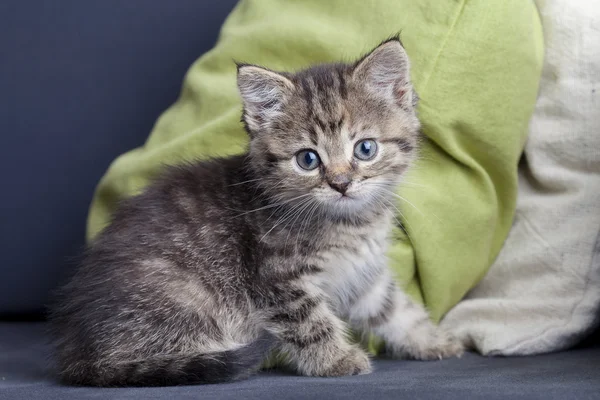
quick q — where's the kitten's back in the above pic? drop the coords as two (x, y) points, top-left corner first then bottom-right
(49, 155), (273, 386)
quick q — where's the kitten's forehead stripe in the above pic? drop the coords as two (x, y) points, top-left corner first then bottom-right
(313, 114), (328, 133)
(307, 126), (319, 145)
(312, 66), (335, 92)
(299, 77), (313, 106)
(336, 68), (348, 99)
(327, 117), (343, 135)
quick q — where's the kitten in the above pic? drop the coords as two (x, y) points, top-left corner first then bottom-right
(50, 38), (462, 387)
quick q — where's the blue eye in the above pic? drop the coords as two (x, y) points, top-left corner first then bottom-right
(354, 139), (378, 161)
(296, 150), (320, 170)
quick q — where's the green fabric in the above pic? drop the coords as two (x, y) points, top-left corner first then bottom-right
(87, 0), (543, 324)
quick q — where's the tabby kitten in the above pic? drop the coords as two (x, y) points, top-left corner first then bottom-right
(50, 38), (462, 387)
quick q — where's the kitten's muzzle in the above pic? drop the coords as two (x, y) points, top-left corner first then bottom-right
(327, 174), (352, 195)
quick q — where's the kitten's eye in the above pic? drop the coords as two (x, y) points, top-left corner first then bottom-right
(354, 139), (378, 161)
(296, 150), (321, 170)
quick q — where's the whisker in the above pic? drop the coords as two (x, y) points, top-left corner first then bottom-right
(378, 188), (425, 217)
(283, 198), (315, 251)
(367, 180), (431, 190)
(379, 196), (415, 234)
(227, 178), (263, 187)
(373, 186), (443, 225)
(374, 196), (416, 247)
(398, 181), (432, 190)
(232, 193), (311, 218)
(295, 200), (320, 251)
(259, 196), (313, 242)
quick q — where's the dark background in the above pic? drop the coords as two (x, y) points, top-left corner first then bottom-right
(0, 0), (238, 315)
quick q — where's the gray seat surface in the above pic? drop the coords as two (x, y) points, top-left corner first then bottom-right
(1, 323), (599, 400)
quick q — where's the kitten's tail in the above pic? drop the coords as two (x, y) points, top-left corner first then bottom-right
(86, 330), (276, 387)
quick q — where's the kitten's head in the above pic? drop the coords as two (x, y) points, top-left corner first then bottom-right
(237, 38), (420, 221)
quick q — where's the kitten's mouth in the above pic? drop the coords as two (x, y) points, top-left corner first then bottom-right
(335, 194), (355, 201)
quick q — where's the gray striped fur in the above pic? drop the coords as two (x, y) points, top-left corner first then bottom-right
(49, 38), (462, 387)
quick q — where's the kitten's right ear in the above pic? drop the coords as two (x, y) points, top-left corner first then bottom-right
(237, 64), (294, 133)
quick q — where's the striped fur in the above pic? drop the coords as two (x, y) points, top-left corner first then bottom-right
(49, 38), (462, 387)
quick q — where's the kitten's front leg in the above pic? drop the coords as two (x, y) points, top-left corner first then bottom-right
(267, 282), (371, 377)
(349, 272), (463, 360)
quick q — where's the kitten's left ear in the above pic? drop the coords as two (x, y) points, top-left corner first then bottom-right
(353, 38), (416, 110)
(237, 64), (295, 134)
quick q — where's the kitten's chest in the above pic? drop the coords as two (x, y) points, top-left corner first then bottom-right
(313, 224), (390, 315)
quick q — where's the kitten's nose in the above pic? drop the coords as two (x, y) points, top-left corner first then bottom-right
(328, 175), (351, 194)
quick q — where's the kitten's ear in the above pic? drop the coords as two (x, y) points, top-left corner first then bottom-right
(237, 64), (294, 133)
(352, 39), (416, 110)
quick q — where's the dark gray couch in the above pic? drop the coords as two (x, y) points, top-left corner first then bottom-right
(1, 1), (599, 399)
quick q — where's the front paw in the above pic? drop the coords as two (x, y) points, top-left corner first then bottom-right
(316, 346), (372, 377)
(387, 327), (464, 361)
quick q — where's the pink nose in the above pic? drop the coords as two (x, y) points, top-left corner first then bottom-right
(328, 175), (351, 194)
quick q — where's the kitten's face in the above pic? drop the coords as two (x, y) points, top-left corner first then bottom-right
(238, 39), (420, 220)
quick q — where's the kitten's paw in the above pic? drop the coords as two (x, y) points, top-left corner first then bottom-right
(411, 329), (464, 361)
(389, 327), (464, 361)
(318, 347), (372, 377)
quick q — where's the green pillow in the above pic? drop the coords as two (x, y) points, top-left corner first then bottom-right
(87, 0), (543, 323)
